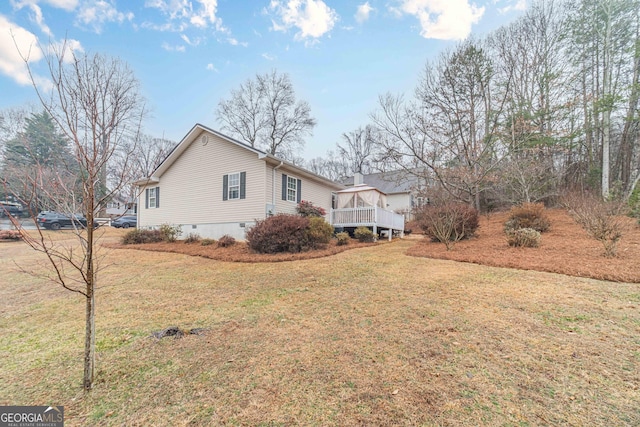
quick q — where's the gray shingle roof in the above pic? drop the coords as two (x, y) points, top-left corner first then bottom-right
(342, 171), (420, 194)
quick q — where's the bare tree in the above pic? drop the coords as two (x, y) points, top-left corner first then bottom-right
(216, 78), (265, 148)
(373, 39), (512, 210)
(337, 125), (378, 174)
(14, 41), (146, 391)
(112, 133), (175, 205)
(217, 70), (316, 160)
(306, 150), (351, 181)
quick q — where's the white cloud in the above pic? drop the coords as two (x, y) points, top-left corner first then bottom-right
(498, 0), (526, 14)
(42, 0), (78, 11)
(394, 0), (485, 40)
(10, 1), (53, 36)
(180, 33), (204, 46)
(269, 0), (338, 41)
(145, 0), (226, 33)
(161, 41), (185, 52)
(206, 62), (218, 72)
(262, 52), (276, 61)
(227, 37), (248, 47)
(76, 0), (134, 34)
(0, 14), (45, 85)
(46, 37), (83, 63)
(11, 0), (79, 12)
(355, 2), (373, 24)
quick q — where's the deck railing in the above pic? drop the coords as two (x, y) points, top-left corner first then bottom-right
(330, 206), (404, 231)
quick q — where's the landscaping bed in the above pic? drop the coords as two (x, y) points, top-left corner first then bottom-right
(111, 238), (378, 263)
(407, 209), (640, 283)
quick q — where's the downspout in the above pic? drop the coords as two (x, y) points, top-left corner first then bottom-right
(272, 161), (284, 212)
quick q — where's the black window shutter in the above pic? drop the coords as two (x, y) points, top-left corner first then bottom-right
(156, 187), (160, 208)
(223, 174), (228, 201)
(296, 179), (302, 203)
(281, 174), (287, 200)
(145, 188), (149, 209)
(240, 172), (246, 199)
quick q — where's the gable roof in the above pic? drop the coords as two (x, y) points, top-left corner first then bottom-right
(135, 123), (344, 190)
(342, 170), (421, 194)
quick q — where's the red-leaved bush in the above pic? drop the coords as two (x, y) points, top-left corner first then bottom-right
(296, 200), (326, 217)
(246, 214), (311, 253)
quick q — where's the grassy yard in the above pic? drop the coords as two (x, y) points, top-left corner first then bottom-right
(1, 230), (639, 426)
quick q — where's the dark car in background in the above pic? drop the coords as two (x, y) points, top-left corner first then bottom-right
(0, 202), (25, 218)
(36, 211), (96, 230)
(111, 215), (137, 229)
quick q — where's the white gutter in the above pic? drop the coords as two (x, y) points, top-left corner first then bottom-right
(272, 161), (284, 207)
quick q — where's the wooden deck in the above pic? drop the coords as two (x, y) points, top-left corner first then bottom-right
(329, 206), (405, 240)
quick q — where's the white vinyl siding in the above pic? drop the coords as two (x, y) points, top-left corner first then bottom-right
(274, 168), (338, 216)
(138, 131), (266, 227)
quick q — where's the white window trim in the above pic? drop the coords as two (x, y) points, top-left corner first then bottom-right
(149, 187), (157, 209)
(286, 175), (298, 203)
(228, 172), (241, 200)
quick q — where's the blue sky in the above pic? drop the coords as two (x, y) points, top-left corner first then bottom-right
(0, 0), (527, 159)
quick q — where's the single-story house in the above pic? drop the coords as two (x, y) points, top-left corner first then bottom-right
(135, 124), (345, 240)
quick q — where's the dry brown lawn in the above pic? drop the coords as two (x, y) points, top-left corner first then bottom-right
(0, 225), (639, 426)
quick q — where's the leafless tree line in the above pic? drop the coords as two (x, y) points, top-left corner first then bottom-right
(305, 0), (640, 209)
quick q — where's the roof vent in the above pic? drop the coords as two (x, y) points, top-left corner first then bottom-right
(202, 135), (209, 146)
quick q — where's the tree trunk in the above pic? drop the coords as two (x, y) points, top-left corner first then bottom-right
(83, 282), (95, 391)
(600, 0), (613, 199)
(83, 199), (96, 391)
(619, 33), (640, 190)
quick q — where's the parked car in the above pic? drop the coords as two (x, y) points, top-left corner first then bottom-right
(111, 215), (137, 229)
(36, 211), (97, 230)
(0, 202), (25, 218)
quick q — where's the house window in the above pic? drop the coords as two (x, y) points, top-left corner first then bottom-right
(281, 174), (301, 203)
(287, 176), (297, 202)
(223, 172), (246, 201)
(146, 186), (159, 209)
(228, 172), (240, 200)
(149, 187), (157, 208)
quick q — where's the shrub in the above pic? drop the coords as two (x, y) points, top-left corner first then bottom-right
(505, 202), (550, 233)
(335, 231), (350, 246)
(201, 238), (216, 246)
(217, 234), (236, 248)
(506, 228), (541, 248)
(415, 203), (479, 250)
(354, 226), (376, 242)
(296, 200), (327, 217)
(184, 233), (201, 244)
(562, 191), (629, 257)
(306, 217), (333, 247)
(0, 230), (22, 241)
(159, 223), (182, 242)
(121, 229), (163, 244)
(246, 214), (310, 253)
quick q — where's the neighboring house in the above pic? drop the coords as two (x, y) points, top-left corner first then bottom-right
(106, 193), (137, 216)
(135, 124), (345, 240)
(342, 170), (429, 219)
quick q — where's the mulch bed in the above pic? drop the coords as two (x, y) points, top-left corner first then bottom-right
(407, 208), (640, 283)
(109, 239), (377, 263)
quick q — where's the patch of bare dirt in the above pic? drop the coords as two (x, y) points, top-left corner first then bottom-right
(110, 238), (377, 263)
(407, 208), (640, 283)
